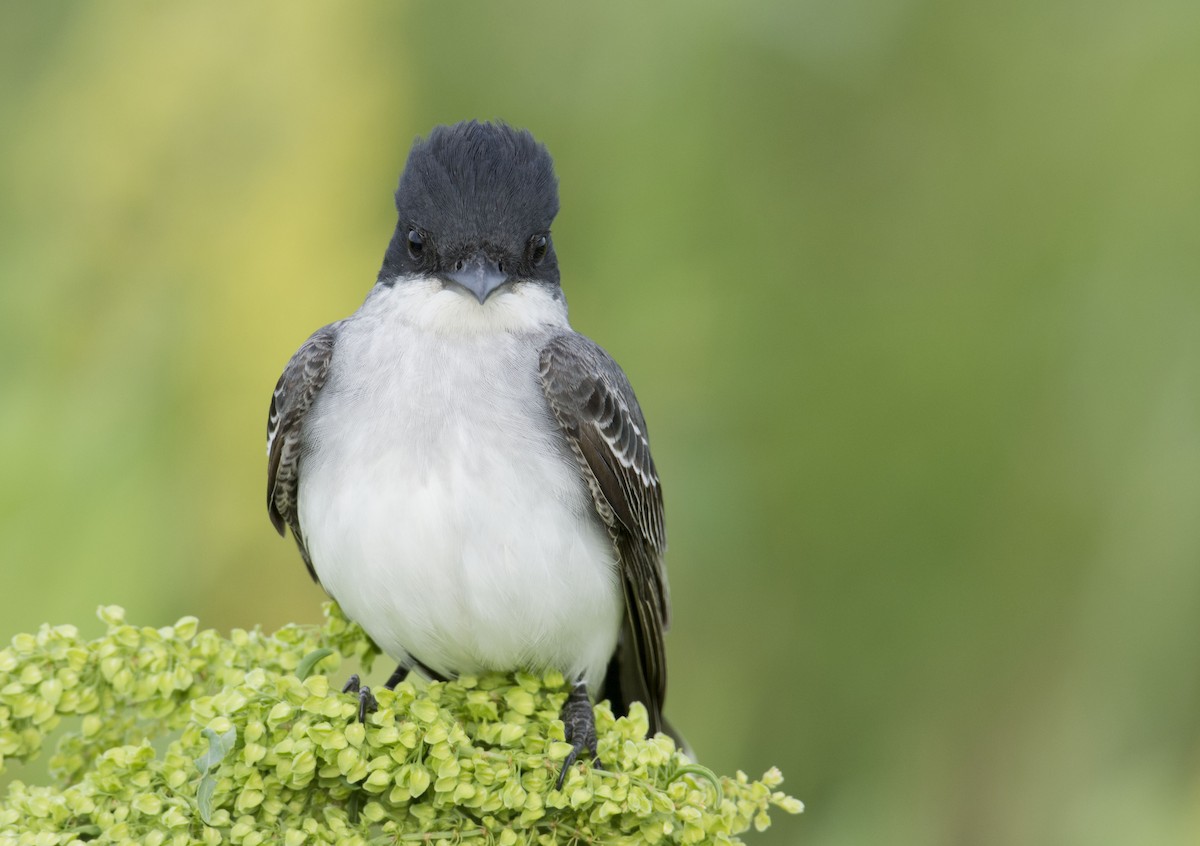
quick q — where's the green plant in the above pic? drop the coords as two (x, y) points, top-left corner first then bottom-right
(0, 604), (801, 845)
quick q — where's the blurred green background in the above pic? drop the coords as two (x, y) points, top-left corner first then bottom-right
(3, 2), (1199, 843)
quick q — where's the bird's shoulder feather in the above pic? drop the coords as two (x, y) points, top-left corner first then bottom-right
(266, 321), (340, 580)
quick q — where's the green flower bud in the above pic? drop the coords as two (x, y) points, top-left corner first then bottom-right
(503, 689), (536, 716)
(131, 794), (162, 816)
(409, 699), (439, 724)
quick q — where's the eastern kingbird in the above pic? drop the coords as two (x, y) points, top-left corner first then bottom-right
(266, 121), (678, 785)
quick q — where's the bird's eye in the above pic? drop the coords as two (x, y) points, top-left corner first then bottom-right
(529, 234), (549, 265)
(406, 228), (425, 257)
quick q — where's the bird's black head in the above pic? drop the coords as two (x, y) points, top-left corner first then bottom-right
(377, 121), (561, 303)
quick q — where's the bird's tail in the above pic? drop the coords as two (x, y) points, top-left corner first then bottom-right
(599, 636), (692, 758)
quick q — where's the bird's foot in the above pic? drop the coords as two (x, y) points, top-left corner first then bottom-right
(556, 681), (601, 790)
(342, 674), (378, 723)
(383, 663), (410, 690)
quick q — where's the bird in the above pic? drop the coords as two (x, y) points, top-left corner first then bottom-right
(266, 121), (677, 786)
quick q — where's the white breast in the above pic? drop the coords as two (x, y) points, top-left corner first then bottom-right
(297, 279), (622, 689)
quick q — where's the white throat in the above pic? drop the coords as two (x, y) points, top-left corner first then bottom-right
(366, 275), (570, 336)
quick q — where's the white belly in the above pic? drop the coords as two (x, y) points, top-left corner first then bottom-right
(297, 286), (621, 688)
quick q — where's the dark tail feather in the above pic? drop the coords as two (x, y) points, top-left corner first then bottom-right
(599, 635), (690, 756)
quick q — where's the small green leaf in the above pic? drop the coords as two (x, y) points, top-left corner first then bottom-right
(295, 647), (334, 681)
(197, 772), (217, 826)
(197, 725), (237, 772)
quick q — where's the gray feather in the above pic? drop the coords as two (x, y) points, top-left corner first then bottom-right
(538, 332), (670, 736)
(266, 322), (339, 581)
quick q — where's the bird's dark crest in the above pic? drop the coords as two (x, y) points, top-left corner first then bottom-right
(379, 121), (559, 281)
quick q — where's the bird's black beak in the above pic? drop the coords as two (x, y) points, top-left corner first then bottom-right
(445, 252), (509, 304)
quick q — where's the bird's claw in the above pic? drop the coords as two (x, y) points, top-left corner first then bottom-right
(555, 682), (601, 790)
(342, 674), (378, 723)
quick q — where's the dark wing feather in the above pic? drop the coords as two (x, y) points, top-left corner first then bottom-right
(539, 332), (670, 737)
(266, 323), (338, 581)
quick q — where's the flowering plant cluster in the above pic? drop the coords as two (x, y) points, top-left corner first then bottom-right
(0, 604), (800, 845)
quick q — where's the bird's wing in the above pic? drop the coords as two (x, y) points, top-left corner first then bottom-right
(539, 332), (670, 735)
(266, 322), (339, 582)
